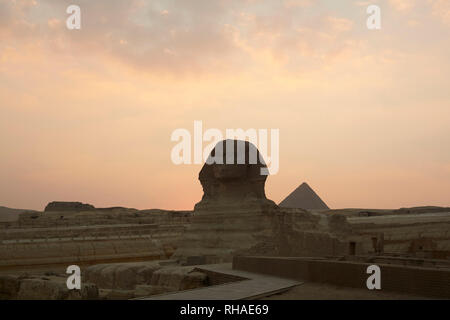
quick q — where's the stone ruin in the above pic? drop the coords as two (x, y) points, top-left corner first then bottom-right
(174, 140), (350, 263)
(44, 201), (95, 212)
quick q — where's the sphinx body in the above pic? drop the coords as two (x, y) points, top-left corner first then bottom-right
(173, 140), (347, 263)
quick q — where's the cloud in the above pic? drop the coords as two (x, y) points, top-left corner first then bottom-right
(0, 0), (362, 75)
(283, 0), (316, 8)
(353, 1), (372, 7)
(428, 0), (450, 26)
(0, 0), (38, 37)
(1, 0), (450, 210)
(326, 16), (354, 33)
(388, 0), (415, 12)
(2, 0), (449, 76)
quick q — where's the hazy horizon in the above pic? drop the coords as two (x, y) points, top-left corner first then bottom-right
(1, 0), (449, 211)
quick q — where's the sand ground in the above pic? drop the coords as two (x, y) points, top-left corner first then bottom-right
(263, 282), (432, 300)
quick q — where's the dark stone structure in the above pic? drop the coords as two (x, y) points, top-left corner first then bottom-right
(44, 201), (95, 212)
(174, 139), (347, 262)
(195, 139), (273, 210)
(279, 182), (329, 210)
(233, 256), (450, 299)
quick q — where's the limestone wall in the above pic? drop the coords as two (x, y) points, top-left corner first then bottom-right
(0, 274), (99, 300)
(233, 256), (450, 298)
(348, 215), (450, 259)
(0, 208), (191, 269)
(0, 237), (168, 268)
(0, 223), (183, 241)
(13, 209), (191, 228)
(0, 223), (187, 268)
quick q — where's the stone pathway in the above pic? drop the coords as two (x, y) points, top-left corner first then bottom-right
(138, 263), (302, 300)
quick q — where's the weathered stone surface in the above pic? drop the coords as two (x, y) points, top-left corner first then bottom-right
(134, 284), (173, 297)
(150, 267), (208, 291)
(100, 289), (136, 300)
(84, 262), (161, 290)
(0, 238), (168, 268)
(327, 214), (351, 232)
(0, 275), (21, 299)
(85, 263), (207, 298)
(15, 207), (190, 228)
(44, 201), (95, 212)
(195, 140), (275, 210)
(16, 278), (98, 300)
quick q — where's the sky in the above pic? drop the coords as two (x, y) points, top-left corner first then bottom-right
(0, 0), (449, 211)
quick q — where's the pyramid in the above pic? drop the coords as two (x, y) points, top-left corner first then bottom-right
(279, 182), (329, 210)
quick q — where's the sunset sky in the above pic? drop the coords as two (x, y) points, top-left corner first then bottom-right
(1, 0), (449, 211)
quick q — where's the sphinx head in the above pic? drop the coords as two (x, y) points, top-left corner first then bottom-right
(195, 140), (271, 209)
